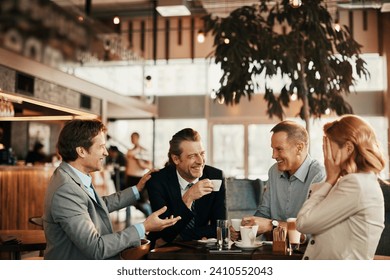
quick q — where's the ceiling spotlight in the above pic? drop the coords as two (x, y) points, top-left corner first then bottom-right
(156, 0), (191, 17)
(289, 0), (302, 8)
(113, 16), (120, 25)
(197, 30), (205, 43)
(334, 22), (341, 32)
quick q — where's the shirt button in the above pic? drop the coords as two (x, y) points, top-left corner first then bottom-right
(304, 256), (309, 260)
(310, 240), (315, 245)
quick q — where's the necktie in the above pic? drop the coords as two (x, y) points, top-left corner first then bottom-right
(186, 183), (195, 229)
(86, 183), (97, 202)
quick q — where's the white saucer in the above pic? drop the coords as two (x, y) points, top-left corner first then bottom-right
(234, 241), (263, 249)
(197, 238), (217, 244)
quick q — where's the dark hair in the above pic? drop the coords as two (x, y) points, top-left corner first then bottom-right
(271, 120), (309, 147)
(57, 119), (106, 162)
(167, 128), (201, 165)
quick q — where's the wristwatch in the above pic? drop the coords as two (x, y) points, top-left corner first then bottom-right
(271, 219), (279, 229)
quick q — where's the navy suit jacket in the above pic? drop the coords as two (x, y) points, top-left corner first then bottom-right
(146, 164), (226, 243)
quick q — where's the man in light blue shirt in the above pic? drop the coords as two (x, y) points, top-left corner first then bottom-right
(234, 121), (325, 237)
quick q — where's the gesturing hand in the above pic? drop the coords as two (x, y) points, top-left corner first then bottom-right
(143, 206), (181, 233)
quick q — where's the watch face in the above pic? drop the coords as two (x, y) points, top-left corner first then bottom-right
(272, 220), (279, 227)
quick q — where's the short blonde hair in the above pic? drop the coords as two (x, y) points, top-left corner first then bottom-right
(323, 114), (385, 174)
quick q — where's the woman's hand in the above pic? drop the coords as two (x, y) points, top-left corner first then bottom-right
(323, 136), (341, 186)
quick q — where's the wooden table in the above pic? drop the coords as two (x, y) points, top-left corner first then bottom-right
(147, 241), (304, 260)
(0, 230), (46, 260)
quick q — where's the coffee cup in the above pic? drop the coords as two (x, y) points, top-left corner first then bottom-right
(230, 219), (241, 232)
(210, 179), (222, 191)
(240, 225), (258, 246)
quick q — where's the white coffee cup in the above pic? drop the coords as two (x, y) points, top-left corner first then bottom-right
(210, 179), (222, 191)
(240, 225), (258, 246)
(230, 219), (241, 231)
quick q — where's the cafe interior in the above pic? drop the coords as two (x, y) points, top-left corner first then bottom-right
(0, 0), (390, 260)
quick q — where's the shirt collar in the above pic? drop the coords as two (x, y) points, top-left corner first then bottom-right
(66, 162), (92, 188)
(280, 154), (312, 182)
(176, 170), (199, 191)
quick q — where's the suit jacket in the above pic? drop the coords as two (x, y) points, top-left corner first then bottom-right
(146, 164), (226, 243)
(297, 172), (384, 260)
(43, 162), (141, 259)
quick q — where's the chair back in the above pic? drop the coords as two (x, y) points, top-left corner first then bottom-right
(225, 178), (265, 219)
(28, 216), (43, 229)
(375, 179), (390, 256)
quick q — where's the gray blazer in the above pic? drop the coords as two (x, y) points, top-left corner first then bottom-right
(43, 162), (141, 259)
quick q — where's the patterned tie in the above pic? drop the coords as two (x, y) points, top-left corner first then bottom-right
(186, 183), (195, 229)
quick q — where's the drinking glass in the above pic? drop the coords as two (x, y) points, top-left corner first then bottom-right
(216, 219), (230, 250)
(287, 218), (301, 254)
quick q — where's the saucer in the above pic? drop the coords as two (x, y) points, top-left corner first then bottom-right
(234, 241), (263, 249)
(197, 238), (217, 244)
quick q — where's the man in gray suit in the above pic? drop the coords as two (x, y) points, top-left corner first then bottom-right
(43, 119), (180, 259)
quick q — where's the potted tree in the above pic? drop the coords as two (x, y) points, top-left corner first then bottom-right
(203, 0), (369, 132)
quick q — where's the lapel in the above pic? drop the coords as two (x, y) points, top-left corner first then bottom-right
(59, 162), (105, 209)
(166, 165), (183, 202)
(59, 162), (113, 232)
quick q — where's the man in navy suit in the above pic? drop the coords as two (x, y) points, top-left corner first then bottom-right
(146, 128), (226, 246)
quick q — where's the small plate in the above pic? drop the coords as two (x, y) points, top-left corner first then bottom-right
(197, 238), (217, 244)
(234, 241), (263, 249)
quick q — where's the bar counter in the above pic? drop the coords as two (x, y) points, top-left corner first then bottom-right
(0, 165), (55, 230)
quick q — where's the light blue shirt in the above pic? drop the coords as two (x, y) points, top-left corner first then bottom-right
(66, 163), (145, 237)
(255, 155), (325, 221)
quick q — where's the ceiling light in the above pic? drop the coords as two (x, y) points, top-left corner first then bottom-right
(197, 30), (205, 43)
(381, 3), (390, 12)
(289, 0), (302, 8)
(156, 0), (191, 17)
(113, 16), (120, 25)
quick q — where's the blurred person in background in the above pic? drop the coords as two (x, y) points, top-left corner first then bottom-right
(25, 141), (47, 165)
(125, 132), (153, 226)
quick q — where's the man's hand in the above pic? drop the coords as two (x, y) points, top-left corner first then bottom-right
(143, 206), (181, 232)
(136, 169), (158, 193)
(182, 179), (214, 208)
(229, 225), (240, 241)
(242, 216), (276, 234)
